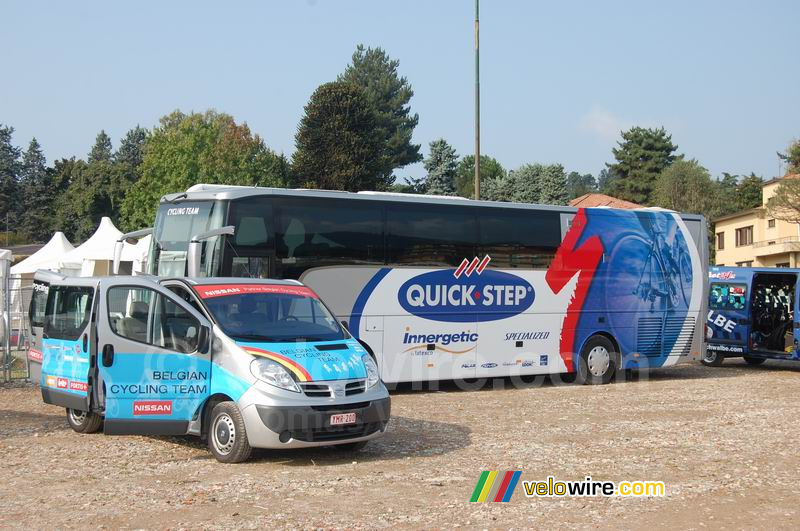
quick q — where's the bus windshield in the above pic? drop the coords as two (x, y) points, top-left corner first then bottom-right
(152, 201), (225, 276)
(194, 284), (346, 343)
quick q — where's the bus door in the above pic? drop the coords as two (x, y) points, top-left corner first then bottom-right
(40, 279), (97, 412)
(706, 279), (749, 356)
(96, 277), (212, 435)
(28, 279), (49, 383)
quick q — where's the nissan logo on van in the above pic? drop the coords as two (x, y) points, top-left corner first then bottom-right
(398, 269), (535, 322)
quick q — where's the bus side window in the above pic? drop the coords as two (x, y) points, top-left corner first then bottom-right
(478, 209), (561, 269)
(386, 205), (477, 266)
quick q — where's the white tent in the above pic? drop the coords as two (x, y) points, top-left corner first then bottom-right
(10, 232), (74, 275)
(59, 217), (147, 276)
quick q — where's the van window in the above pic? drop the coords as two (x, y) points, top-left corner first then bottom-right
(108, 286), (200, 354)
(29, 281), (49, 328)
(709, 283), (747, 311)
(43, 286), (94, 341)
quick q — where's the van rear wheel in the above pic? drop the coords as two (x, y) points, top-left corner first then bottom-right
(208, 402), (252, 463)
(701, 350), (724, 367)
(743, 356), (766, 366)
(66, 408), (102, 433)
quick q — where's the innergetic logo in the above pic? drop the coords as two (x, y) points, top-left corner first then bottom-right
(398, 268), (535, 323)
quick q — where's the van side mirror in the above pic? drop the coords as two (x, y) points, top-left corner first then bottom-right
(198, 326), (210, 354)
(341, 320), (349, 331)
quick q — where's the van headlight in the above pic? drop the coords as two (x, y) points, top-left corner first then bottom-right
(362, 354), (379, 388)
(250, 358), (300, 393)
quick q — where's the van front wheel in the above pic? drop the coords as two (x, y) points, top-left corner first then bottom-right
(701, 350), (724, 367)
(208, 402), (252, 463)
(66, 408), (102, 433)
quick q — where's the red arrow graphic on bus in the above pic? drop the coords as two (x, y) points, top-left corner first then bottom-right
(454, 255), (492, 278)
(544, 209), (604, 372)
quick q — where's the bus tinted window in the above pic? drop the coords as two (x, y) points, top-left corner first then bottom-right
(709, 282), (747, 311)
(227, 197), (274, 277)
(276, 198), (384, 278)
(478, 209), (561, 269)
(387, 205), (477, 266)
(43, 286), (94, 341)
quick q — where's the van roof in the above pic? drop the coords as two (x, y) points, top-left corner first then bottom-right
(172, 277), (304, 287)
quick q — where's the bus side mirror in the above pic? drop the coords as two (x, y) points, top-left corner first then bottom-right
(198, 326), (210, 354)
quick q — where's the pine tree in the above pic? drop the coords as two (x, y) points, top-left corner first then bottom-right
(114, 125), (147, 167)
(0, 125), (21, 233)
(538, 164), (569, 205)
(291, 82), (384, 192)
(566, 171), (597, 199)
(606, 127), (680, 204)
(338, 45), (421, 188)
(422, 139), (458, 196)
(88, 130), (113, 164)
(455, 155), (506, 198)
(509, 164), (542, 203)
(18, 138), (53, 241)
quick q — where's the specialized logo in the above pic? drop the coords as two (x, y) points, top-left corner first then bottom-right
(470, 471), (522, 502)
(399, 268), (535, 323)
(133, 400), (173, 416)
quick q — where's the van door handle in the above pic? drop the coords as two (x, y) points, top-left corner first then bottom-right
(102, 344), (114, 367)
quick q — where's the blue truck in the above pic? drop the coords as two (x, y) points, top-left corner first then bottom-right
(704, 266), (799, 366)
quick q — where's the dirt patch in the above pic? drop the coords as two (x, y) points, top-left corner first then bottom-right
(3, 361), (800, 529)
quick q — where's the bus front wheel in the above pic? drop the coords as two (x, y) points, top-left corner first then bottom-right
(577, 336), (618, 385)
(701, 350), (724, 367)
(66, 408), (102, 433)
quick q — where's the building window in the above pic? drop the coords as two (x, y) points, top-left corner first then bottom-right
(776, 262), (790, 268)
(716, 232), (725, 250)
(768, 219), (776, 229)
(735, 260), (753, 267)
(735, 226), (753, 247)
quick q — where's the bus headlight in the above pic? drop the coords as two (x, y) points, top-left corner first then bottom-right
(250, 358), (300, 393)
(363, 354), (379, 389)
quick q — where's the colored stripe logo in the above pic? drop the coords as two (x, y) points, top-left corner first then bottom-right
(470, 470), (522, 502)
(242, 346), (313, 382)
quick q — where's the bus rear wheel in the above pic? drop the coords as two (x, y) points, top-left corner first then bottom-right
(577, 336), (618, 385)
(66, 408), (102, 433)
(701, 350), (724, 367)
(743, 356), (766, 366)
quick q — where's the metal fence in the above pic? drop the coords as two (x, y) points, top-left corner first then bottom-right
(1, 274), (33, 382)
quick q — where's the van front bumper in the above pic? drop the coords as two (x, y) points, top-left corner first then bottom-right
(238, 385), (391, 449)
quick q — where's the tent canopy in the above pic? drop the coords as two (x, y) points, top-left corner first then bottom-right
(10, 232), (74, 275)
(59, 217), (148, 276)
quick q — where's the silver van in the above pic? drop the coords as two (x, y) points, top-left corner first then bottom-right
(35, 271), (391, 462)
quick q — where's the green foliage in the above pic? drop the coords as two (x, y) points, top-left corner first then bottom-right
(482, 163), (568, 205)
(606, 127), (681, 204)
(566, 171), (597, 199)
(654, 159), (714, 215)
(766, 176), (800, 223)
(338, 44), (421, 188)
(0, 125), (21, 231)
(88, 130), (113, 164)
(122, 110), (286, 230)
(778, 139), (800, 175)
(538, 164), (569, 205)
(597, 168), (618, 194)
(735, 173), (763, 211)
(18, 138), (54, 241)
(291, 82), (384, 192)
(422, 139), (459, 195)
(455, 155), (506, 198)
(115, 125), (148, 167)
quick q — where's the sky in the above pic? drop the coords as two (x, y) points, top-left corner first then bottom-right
(2, 0), (798, 183)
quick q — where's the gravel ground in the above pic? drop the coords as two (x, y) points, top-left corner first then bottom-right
(2, 360), (800, 529)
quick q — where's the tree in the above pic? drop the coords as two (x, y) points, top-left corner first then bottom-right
(338, 45), (421, 188)
(0, 125), (21, 233)
(455, 155), (506, 198)
(538, 163), (569, 205)
(735, 173), (763, 211)
(606, 126), (681, 204)
(766, 177), (800, 223)
(52, 158), (96, 241)
(566, 171), (597, 199)
(115, 125), (148, 167)
(597, 168), (618, 194)
(421, 139), (458, 195)
(18, 138), (54, 241)
(88, 130), (113, 164)
(482, 172), (516, 202)
(291, 82), (384, 192)
(121, 110), (287, 230)
(653, 159), (714, 215)
(509, 164), (542, 203)
(778, 139), (800, 175)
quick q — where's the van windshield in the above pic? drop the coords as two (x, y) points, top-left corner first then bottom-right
(194, 284), (346, 343)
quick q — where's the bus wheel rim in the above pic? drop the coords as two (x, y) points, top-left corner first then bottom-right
(69, 409), (87, 424)
(587, 346), (610, 377)
(213, 414), (236, 454)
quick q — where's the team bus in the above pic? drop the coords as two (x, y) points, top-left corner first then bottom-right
(133, 184), (708, 385)
(704, 266), (800, 366)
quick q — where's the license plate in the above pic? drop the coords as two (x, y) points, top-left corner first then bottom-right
(330, 412), (357, 426)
